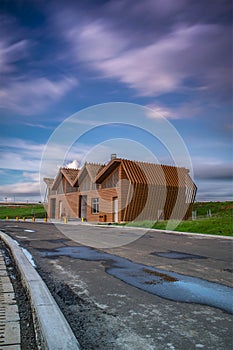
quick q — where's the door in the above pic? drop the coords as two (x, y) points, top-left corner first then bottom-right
(50, 198), (56, 218)
(80, 195), (87, 220)
(113, 197), (118, 222)
(59, 201), (62, 218)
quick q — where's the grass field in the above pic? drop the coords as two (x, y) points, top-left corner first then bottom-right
(125, 201), (233, 236)
(0, 204), (46, 219)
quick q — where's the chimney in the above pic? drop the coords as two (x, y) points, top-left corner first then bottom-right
(111, 153), (117, 160)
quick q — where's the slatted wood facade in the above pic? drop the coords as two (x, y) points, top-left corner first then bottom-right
(45, 158), (197, 222)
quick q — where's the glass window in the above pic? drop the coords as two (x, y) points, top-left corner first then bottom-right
(92, 198), (99, 214)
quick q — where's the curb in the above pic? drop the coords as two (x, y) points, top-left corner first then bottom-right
(0, 231), (80, 350)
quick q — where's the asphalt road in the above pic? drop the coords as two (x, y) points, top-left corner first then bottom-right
(0, 221), (232, 350)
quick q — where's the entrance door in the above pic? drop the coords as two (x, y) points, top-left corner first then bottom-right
(50, 198), (56, 218)
(113, 197), (118, 222)
(80, 195), (87, 220)
(59, 201), (62, 218)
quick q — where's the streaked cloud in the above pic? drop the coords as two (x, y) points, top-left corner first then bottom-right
(60, 11), (231, 98)
(0, 138), (44, 172)
(0, 181), (40, 198)
(196, 180), (233, 202)
(0, 76), (77, 115)
(0, 0), (231, 202)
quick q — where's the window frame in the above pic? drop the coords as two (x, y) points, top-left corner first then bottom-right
(91, 197), (99, 214)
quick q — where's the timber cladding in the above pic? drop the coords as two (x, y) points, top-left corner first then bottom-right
(44, 158), (197, 223)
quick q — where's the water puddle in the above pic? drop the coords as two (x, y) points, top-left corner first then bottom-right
(21, 248), (37, 267)
(38, 246), (233, 314)
(151, 251), (206, 260)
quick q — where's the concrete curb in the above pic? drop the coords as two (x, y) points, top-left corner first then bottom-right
(0, 231), (80, 350)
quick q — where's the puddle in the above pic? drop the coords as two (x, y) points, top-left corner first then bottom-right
(151, 251), (207, 260)
(24, 229), (36, 233)
(21, 248), (37, 267)
(38, 246), (233, 314)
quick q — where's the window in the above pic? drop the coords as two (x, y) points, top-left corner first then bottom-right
(92, 198), (99, 214)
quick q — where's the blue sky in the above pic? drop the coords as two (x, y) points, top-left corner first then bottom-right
(0, 0), (232, 202)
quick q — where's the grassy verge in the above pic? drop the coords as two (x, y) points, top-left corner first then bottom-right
(123, 201), (233, 237)
(0, 204), (46, 219)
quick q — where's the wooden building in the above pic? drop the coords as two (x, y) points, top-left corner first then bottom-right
(45, 157), (196, 223)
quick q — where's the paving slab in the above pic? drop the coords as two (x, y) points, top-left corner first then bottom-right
(0, 276), (14, 293)
(0, 345), (21, 350)
(0, 251), (21, 348)
(0, 320), (21, 346)
(0, 270), (8, 277)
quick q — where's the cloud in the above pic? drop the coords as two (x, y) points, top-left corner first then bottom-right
(0, 38), (29, 74)
(22, 172), (40, 181)
(196, 179), (233, 202)
(0, 138), (44, 172)
(23, 122), (54, 129)
(0, 12), (78, 115)
(147, 100), (206, 120)
(59, 5), (231, 98)
(0, 14), (31, 74)
(66, 20), (128, 62)
(0, 76), (78, 115)
(194, 162), (233, 181)
(0, 181), (40, 198)
(65, 160), (79, 169)
(146, 105), (177, 120)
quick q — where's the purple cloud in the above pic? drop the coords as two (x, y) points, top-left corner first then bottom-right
(61, 18), (230, 98)
(0, 76), (78, 114)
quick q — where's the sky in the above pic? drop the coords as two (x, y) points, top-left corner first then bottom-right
(0, 0), (232, 203)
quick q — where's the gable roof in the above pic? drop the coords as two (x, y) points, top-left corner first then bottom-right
(96, 158), (193, 187)
(61, 168), (79, 184)
(74, 162), (104, 185)
(51, 167), (79, 190)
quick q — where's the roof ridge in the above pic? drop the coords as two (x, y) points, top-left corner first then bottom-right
(63, 167), (79, 170)
(122, 159), (187, 170)
(85, 162), (105, 166)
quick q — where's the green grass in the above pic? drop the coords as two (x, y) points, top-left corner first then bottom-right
(124, 201), (233, 237)
(0, 204), (46, 219)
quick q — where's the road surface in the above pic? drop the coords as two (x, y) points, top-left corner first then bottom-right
(0, 221), (232, 350)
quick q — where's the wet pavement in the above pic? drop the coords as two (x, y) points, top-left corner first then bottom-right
(151, 251), (207, 259)
(38, 245), (233, 314)
(0, 221), (233, 350)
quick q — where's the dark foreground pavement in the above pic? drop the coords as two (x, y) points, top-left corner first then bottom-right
(0, 221), (232, 350)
